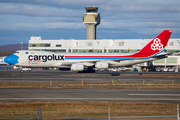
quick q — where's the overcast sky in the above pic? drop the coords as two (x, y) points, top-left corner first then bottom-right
(0, 0), (180, 45)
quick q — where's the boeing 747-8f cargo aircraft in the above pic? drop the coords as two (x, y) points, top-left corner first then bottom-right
(4, 30), (172, 72)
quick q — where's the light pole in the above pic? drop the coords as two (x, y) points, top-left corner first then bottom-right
(21, 42), (23, 50)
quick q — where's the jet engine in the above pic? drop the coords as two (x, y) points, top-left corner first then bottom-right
(95, 62), (108, 69)
(71, 64), (84, 71)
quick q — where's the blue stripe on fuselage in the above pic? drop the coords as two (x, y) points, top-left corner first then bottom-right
(152, 49), (165, 56)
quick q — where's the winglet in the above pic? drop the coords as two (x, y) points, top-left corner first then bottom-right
(131, 30), (172, 58)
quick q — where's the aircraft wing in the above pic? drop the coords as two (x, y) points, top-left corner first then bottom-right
(150, 52), (173, 58)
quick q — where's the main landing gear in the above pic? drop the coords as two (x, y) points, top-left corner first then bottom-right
(78, 68), (95, 73)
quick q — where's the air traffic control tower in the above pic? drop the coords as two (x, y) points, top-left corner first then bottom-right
(83, 7), (100, 40)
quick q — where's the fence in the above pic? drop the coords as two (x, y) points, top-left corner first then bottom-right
(1, 104), (180, 120)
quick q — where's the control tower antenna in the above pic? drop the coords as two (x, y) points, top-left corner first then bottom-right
(83, 6), (101, 40)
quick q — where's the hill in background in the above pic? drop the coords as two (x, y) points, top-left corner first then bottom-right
(0, 43), (28, 52)
(0, 43), (28, 56)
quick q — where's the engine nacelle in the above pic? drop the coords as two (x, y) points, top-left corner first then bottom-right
(71, 64), (84, 71)
(95, 62), (109, 69)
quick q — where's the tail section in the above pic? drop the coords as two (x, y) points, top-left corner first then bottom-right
(131, 30), (172, 58)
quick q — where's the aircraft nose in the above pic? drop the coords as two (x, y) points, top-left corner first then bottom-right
(4, 54), (19, 65)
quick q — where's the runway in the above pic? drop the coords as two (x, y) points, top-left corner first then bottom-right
(0, 89), (180, 103)
(0, 70), (180, 103)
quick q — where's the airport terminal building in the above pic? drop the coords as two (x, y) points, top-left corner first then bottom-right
(28, 7), (180, 71)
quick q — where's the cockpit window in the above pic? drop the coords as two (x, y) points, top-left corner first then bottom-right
(15, 52), (19, 54)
